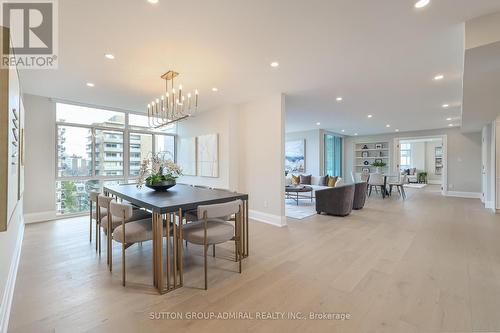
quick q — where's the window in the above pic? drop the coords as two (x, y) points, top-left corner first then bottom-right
(324, 134), (342, 177)
(129, 133), (152, 176)
(400, 143), (411, 169)
(55, 103), (176, 215)
(57, 125), (92, 177)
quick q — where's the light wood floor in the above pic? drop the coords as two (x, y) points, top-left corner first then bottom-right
(9, 186), (500, 332)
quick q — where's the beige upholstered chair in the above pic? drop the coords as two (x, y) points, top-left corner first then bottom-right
(368, 173), (386, 198)
(388, 174), (407, 199)
(182, 200), (243, 290)
(109, 200), (167, 286)
(96, 195), (114, 255)
(89, 191), (101, 249)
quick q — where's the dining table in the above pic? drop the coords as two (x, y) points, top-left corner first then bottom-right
(103, 183), (249, 294)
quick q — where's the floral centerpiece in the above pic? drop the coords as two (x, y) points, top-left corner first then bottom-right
(137, 152), (182, 191)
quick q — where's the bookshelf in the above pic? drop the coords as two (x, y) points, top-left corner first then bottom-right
(354, 141), (391, 174)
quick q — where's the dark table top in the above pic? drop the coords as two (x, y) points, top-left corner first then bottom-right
(285, 185), (313, 192)
(104, 184), (248, 213)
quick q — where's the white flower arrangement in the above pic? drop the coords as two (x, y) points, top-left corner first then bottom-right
(137, 152), (182, 188)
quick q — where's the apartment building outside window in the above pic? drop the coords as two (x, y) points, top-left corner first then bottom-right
(55, 103), (176, 215)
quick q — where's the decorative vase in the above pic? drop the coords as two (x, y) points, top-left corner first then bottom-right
(376, 167), (381, 173)
(145, 179), (176, 191)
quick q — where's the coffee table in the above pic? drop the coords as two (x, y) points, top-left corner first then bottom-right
(285, 185), (313, 205)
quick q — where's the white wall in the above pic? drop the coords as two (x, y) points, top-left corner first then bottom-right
(176, 106), (238, 190)
(410, 142), (426, 171)
(23, 94), (56, 221)
(0, 202), (23, 333)
(238, 94), (285, 226)
(285, 129), (320, 176)
(345, 127), (482, 194)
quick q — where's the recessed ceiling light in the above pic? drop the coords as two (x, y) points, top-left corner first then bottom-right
(212, 87), (218, 92)
(414, 0), (430, 9)
(270, 62), (279, 68)
(386, 124), (391, 128)
(354, 133), (358, 136)
(104, 53), (115, 60)
(86, 82), (95, 87)
(367, 114), (373, 118)
(434, 74), (444, 81)
(316, 122), (321, 126)
(446, 117), (452, 121)
(442, 104), (449, 108)
(395, 129), (400, 132)
(147, 0), (159, 4)
(336, 97), (343, 102)
(341, 129), (345, 133)
(448, 124), (454, 127)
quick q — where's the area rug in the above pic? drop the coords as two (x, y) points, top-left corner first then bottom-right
(404, 183), (427, 189)
(285, 200), (317, 219)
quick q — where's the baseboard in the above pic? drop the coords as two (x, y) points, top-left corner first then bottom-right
(249, 210), (286, 227)
(485, 200), (495, 210)
(0, 219), (24, 333)
(24, 210), (56, 224)
(445, 191), (481, 199)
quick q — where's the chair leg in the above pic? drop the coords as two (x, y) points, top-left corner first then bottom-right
(401, 186), (406, 200)
(369, 185), (373, 196)
(96, 220), (99, 252)
(98, 227), (101, 256)
(212, 244), (216, 257)
(109, 236), (113, 272)
(204, 244), (208, 290)
(381, 186), (385, 199)
(122, 243), (126, 286)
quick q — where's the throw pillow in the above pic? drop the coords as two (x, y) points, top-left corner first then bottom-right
(300, 174), (312, 185)
(319, 175), (329, 186)
(327, 176), (338, 187)
(291, 174), (300, 185)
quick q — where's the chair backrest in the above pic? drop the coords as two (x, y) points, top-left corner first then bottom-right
(109, 200), (133, 220)
(360, 171), (369, 182)
(350, 171), (356, 183)
(89, 191), (100, 203)
(97, 194), (113, 208)
(368, 173), (385, 185)
(400, 174), (408, 183)
(198, 200), (242, 219)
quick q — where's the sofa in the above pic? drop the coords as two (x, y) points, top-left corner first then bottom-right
(285, 175), (343, 198)
(315, 184), (355, 216)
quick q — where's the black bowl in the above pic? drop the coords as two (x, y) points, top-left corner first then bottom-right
(145, 180), (176, 191)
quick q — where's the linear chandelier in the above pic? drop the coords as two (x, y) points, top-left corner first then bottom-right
(147, 70), (198, 128)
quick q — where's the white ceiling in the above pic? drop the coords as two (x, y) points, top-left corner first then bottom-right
(19, 0), (500, 136)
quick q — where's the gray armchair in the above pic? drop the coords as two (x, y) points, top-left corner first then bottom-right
(315, 184), (355, 217)
(353, 182), (368, 210)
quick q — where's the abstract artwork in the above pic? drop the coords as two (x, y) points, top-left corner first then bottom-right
(285, 140), (305, 173)
(178, 137), (197, 176)
(197, 134), (219, 177)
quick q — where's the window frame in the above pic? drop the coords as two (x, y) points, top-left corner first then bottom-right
(55, 103), (176, 215)
(400, 143), (411, 169)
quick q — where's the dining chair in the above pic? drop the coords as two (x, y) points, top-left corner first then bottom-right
(100, 199), (151, 271)
(182, 200), (243, 290)
(360, 171), (370, 183)
(89, 191), (101, 248)
(96, 194), (114, 255)
(388, 174), (408, 200)
(109, 200), (167, 286)
(350, 171), (356, 183)
(368, 173), (386, 198)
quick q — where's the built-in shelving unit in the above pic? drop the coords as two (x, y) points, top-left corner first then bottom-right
(435, 146), (443, 175)
(354, 141), (391, 173)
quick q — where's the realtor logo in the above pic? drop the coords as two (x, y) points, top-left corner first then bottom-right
(1, 0), (58, 69)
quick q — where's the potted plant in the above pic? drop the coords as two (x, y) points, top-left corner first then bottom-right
(137, 152), (182, 191)
(371, 160), (387, 173)
(418, 171), (428, 184)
